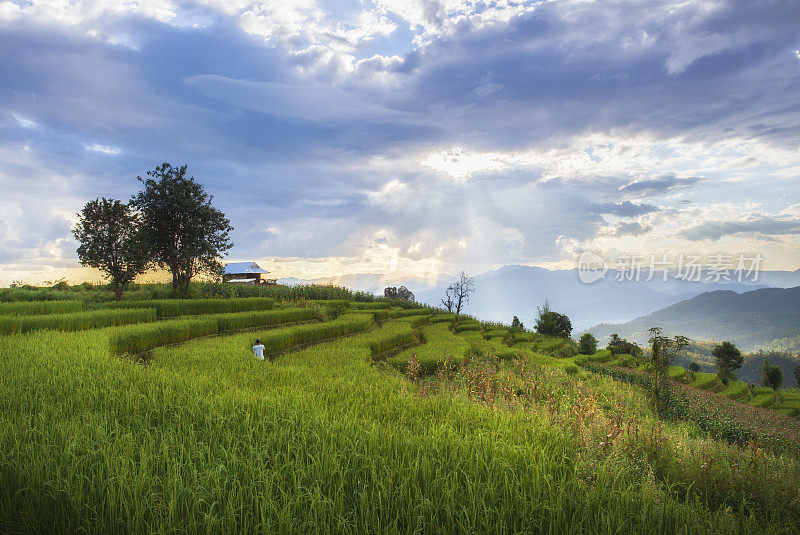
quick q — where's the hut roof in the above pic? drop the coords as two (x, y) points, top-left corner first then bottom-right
(224, 262), (269, 275)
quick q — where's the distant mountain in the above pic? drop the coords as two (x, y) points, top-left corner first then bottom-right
(414, 265), (790, 330)
(278, 265), (800, 331)
(589, 286), (800, 351)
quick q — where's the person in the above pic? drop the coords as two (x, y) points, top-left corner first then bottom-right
(252, 338), (265, 360)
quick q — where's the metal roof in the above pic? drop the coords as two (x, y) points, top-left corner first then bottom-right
(224, 262), (269, 275)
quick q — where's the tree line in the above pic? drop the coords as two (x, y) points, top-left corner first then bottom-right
(73, 163), (233, 300)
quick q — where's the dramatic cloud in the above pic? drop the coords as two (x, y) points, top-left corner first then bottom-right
(1, 0), (799, 285)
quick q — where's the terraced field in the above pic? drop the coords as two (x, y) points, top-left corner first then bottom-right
(2, 297), (800, 533)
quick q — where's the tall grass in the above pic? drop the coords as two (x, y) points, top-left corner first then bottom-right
(109, 317), (219, 355)
(0, 300), (84, 316)
(256, 313), (374, 357)
(349, 301), (391, 310)
(108, 308), (319, 355)
(0, 308), (157, 335)
(2, 312), (800, 533)
(211, 308), (318, 333)
(99, 297), (275, 317)
(373, 308), (430, 321)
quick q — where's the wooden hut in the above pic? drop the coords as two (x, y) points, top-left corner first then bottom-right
(223, 262), (276, 285)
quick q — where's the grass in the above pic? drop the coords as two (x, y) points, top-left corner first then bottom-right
(255, 313), (374, 357)
(387, 322), (470, 375)
(349, 301), (391, 310)
(109, 316), (219, 355)
(692, 373), (721, 390)
(108, 308), (319, 355)
(750, 393), (777, 408)
(99, 297), (275, 317)
(0, 308), (157, 335)
(2, 299), (800, 533)
(668, 366), (687, 380)
(0, 300), (84, 316)
(720, 381), (751, 401)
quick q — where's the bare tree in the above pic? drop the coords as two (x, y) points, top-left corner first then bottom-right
(441, 271), (475, 315)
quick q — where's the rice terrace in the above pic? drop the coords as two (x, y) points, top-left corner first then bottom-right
(4, 1), (800, 533)
(2, 273), (800, 533)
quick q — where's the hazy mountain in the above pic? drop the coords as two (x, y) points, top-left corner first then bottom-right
(589, 286), (800, 351)
(413, 265), (791, 330)
(278, 265), (800, 330)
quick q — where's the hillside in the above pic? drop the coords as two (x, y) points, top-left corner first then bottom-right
(2, 283), (799, 533)
(589, 286), (800, 351)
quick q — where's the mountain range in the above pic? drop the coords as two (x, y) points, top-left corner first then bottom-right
(280, 265), (800, 331)
(588, 285), (800, 352)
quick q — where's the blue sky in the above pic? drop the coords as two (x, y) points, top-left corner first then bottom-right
(1, 0), (799, 285)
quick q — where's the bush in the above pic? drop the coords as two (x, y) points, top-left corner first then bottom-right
(0, 300), (84, 316)
(617, 354), (634, 367)
(0, 308), (157, 335)
(564, 364), (579, 375)
(512, 332), (534, 343)
(589, 349), (614, 363)
(110, 317), (218, 355)
(578, 332), (598, 354)
(667, 366), (687, 380)
(554, 343), (578, 358)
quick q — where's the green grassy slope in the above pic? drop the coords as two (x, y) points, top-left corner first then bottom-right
(1, 304), (799, 533)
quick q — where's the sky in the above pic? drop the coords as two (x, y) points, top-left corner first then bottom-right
(1, 0), (799, 286)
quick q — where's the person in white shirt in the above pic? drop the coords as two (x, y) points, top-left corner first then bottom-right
(252, 339), (265, 360)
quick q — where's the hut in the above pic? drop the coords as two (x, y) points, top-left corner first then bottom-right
(223, 262), (276, 285)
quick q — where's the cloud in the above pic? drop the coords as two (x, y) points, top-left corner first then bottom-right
(2, 0), (800, 284)
(183, 74), (408, 123)
(592, 201), (659, 217)
(84, 143), (121, 155)
(680, 217), (800, 241)
(619, 173), (701, 197)
(611, 221), (653, 237)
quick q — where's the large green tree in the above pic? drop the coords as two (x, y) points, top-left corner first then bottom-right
(72, 198), (148, 301)
(534, 301), (572, 339)
(712, 341), (743, 384)
(130, 163), (233, 298)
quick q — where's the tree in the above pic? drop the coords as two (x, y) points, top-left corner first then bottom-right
(579, 332), (598, 354)
(689, 362), (701, 373)
(384, 286), (414, 301)
(72, 198), (148, 301)
(762, 359), (783, 390)
(441, 271), (475, 315)
(795, 364), (800, 389)
(534, 301), (572, 339)
(607, 333), (641, 357)
(511, 315), (524, 331)
(646, 327), (689, 375)
(712, 341), (743, 385)
(130, 163), (233, 298)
